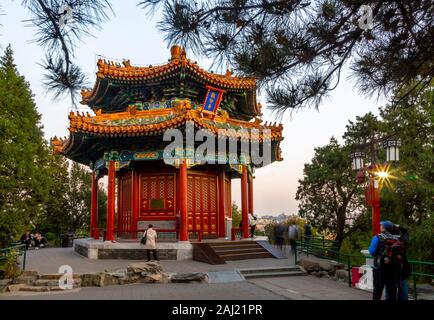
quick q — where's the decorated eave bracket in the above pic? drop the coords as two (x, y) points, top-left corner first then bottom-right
(91, 149), (252, 173)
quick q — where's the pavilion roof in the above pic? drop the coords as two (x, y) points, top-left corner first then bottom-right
(52, 108), (283, 156)
(81, 45), (257, 106)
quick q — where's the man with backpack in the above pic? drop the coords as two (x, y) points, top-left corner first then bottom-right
(368, 220), (406, 300)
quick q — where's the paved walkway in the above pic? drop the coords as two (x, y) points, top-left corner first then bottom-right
(24, 248), (296, 274)
(249, 276), (371, 300)
(1, 248), (371, 300)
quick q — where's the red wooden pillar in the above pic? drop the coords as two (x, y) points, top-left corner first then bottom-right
(371, 179), (381, 236)
(241, 165), (249, 238)
(131, 169), (139, 239)
(106, 160), (116, 241)
(179, 162), (188, 241)
(248, 173), (254, 215)
(218, 171), (226, 238)
(90, 172), (99, 239)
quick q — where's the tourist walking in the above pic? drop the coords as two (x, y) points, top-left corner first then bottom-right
(142, 224), (159, 262)
(288, 223), (299, 254)
(303, 221), (312, 250)
(274, 223), (285, 251)
(368, 220), (406, 300)
(248, 213), (257, 238)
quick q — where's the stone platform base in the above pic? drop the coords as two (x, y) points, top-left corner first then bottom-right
(74, 238), (193, 260)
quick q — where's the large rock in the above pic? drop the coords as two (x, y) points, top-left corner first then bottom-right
(0, 279), (12, 293)
(298, 258), (320, 272)
(81, 273), (119, 287)
(13, 274), (37, 285)
(141, 273), (169, 283)
(127, 262), (163, 274)
(7, 283), (26, 292)
(170, 273), (207, 283)
(335, 269), (348, 281)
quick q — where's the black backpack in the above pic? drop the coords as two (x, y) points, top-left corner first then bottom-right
(378, 234), (406, 267)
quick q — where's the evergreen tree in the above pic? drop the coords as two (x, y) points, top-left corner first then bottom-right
(0, 45), (50, 246)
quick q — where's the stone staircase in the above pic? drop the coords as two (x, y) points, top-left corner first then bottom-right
(238, 266), (305, 279)
(208, 241), (274, 261)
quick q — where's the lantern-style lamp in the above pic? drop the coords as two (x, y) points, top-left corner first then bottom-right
(383, 139), (401, 162)
(350, 151), (366, 171)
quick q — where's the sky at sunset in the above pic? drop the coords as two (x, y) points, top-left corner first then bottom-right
(1, 1), (385, 216)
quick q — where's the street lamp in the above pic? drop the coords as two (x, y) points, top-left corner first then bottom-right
(350, 151), (366, 171)
(383, 139), (401, 162)
(351, 138), (402, 236)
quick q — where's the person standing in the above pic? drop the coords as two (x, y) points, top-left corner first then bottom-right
(143, 224), (159, 262)
(304, 221), (312, 250)
(288, 223), (299, 254)
(248, 213), (257, 238)
(20, 231), (32, 250)
(368, 220), (404, 300)
(274, 223), (285, 251)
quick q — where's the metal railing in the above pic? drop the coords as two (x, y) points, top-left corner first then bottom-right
(408, 259), (434, 300)
(112, 228), (203, 242)
(294, 236), (434, 298)
(231, 227), (244, 240)
(0, 243), (27, 271)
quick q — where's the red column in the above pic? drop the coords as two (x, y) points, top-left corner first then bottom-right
(218, 171), (226, 238)
(106, 160), (116, 241)
(179, 162), (188, 241)
(131, 170), (139, 239)
(248, 174), (254, 215)
(90, 172), (99, 239)
(371, 179), (381, 236)
(241, 165), (249, 238)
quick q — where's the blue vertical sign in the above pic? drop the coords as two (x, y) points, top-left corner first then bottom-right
(202, 86), (225, 114)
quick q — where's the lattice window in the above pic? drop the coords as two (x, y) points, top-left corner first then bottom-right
(187, 176), (193, 212)
(210, 177), (216, 212)
(167, 176), (174, 198)
(150, 177), (157, 198)
(195, 177), (201, 211)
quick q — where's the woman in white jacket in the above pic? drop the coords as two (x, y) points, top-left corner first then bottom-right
(143, 224), (159, 262)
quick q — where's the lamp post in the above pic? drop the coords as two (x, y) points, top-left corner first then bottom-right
(350, 139), (401, 236)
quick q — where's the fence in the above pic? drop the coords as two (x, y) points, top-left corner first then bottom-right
(294, 236), (434, 299)
(0, 243), (27, 271)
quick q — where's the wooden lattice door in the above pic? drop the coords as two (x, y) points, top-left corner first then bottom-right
(187, 174), (218, 236)
(118, 173), (133, 236)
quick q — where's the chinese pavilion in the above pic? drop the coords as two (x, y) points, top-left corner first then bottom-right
(52, 46), (283, 242)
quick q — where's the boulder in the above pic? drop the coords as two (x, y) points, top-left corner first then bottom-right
(335, 269), (348, 281)
(141, 273), (169, 283)
(81, 273), (111, 287)
(127, 262), (162, 274)
(170, 273), (208, 283)
(13, 274), (37, 285)
(7, 283), (27, 292)
(0, 279), (12, 292)
(19, 286), (49, 292)
(298, 258), (320, 272)
(319, 271), (330, 278)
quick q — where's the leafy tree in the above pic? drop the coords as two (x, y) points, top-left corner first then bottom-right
(141, 0), (434, 113)
(231, 202), (241, 229)
(0, 45), (51, 246)
(37, 160), (107, 236)
(296, 137), (364, 249)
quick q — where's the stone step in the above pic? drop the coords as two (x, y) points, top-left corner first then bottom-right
(35, 279), (82, 287)
(242, 271), (305, 279)
(38, 273), (81, 280)
(19, 286), (50, 292)
(220, 252), (274, 260)
(209, 244), (260, 249)
(213, 248), (266, 254)
(239, 266), (302, 274)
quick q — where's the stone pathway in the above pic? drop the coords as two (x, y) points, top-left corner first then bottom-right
(0, 282), (286, 300)
(0, 247), (372, 300)
(24, 248), (295, 274)
(249, 276), (371, 300)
